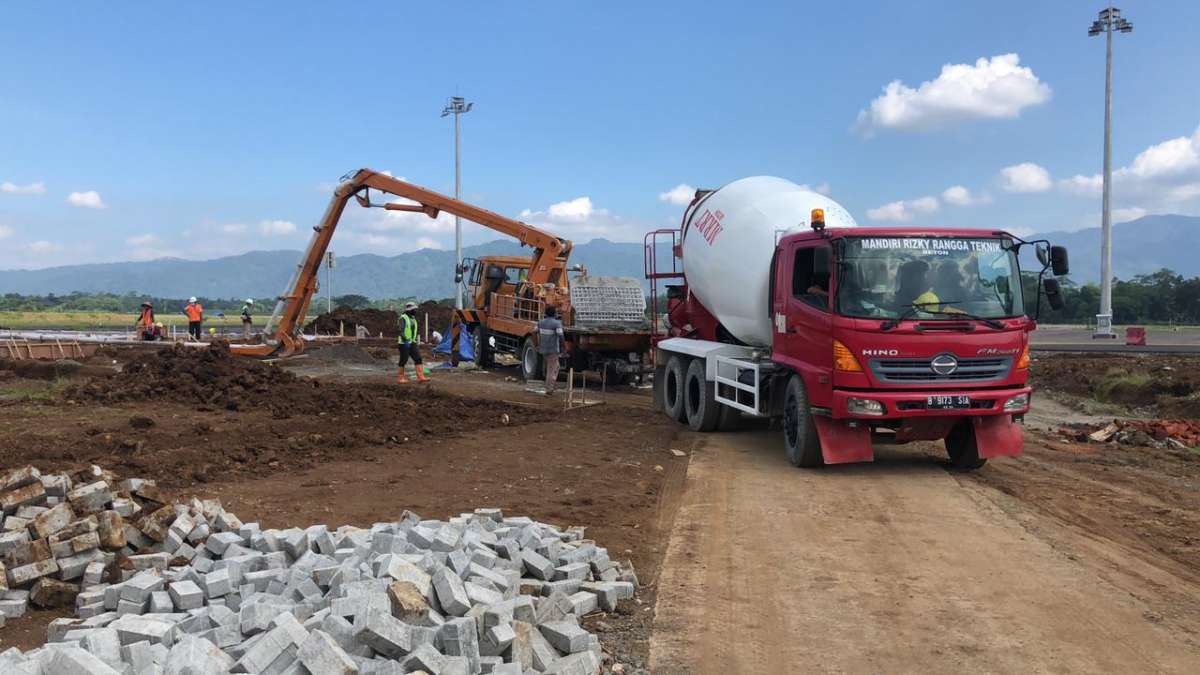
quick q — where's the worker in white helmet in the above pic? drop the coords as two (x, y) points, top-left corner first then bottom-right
(397, 301), (428, 383)
(184, 296), (203, 340)
(240, 298), (255, 339)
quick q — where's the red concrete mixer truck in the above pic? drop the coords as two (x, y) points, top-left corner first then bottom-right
(645, 177), (1069, 470)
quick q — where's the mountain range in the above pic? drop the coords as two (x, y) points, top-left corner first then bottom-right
(0, 239), (649, 300)
(0, 215), (1195, 298)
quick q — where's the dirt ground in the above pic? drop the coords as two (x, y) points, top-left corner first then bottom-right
(0, 345), (684, 669)
(3, 347), (1200, 671)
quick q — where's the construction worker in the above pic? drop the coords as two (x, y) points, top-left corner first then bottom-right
(537, 305), (566, 395)
(184, 296), (203, 340)
(240, 299), (254, 339)
(397, 301), (428, 383)
(136, 302), (156, 340)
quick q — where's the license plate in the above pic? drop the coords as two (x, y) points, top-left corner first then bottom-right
(927, 395), (970, 410)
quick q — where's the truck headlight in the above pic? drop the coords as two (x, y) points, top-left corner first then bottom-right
(1003, 393), (1030, 411)
(847, 397), (885, 416)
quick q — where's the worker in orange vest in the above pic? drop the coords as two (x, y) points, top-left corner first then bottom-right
(136, 302), (156, 340)
(184, 296), (204, 340)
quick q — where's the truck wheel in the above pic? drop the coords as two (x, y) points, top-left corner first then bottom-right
(783, 374), (823, 467)
(520, 338), (543, 382)
(476, 327), (494, 368)
(945, 422), (988, 470)
(663, 355), (689, 423)
(684, 359), (721, 432)
(652, 364), (667, 412)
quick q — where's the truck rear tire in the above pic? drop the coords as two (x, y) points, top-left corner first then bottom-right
(520, 337), (543, 382)
(945, 421), (988, 470)
(684, 359), (721, 432)
(663, 355), (689, 423)
(783, 374), (823, 467)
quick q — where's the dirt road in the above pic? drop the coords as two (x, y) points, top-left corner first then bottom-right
(650, 430), (1200, 674)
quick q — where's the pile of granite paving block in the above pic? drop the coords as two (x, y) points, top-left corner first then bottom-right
(0, 464), (639, 674)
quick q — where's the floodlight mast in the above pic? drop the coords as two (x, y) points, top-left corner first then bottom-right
(441, 96), (474, 309)
(1089, 4), (1131, 338)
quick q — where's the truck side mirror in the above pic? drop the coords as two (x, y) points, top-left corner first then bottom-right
(1035, 243), (1050, 268)
(1043, 277), (1065, 311)
(1050, 246), (1069, 277)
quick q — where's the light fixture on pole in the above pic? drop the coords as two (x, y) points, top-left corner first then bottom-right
(441, 95), (474, 310)
(1088, 4), (1132, 338)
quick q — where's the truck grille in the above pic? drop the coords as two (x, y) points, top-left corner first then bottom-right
(870, 356), (1011, 383)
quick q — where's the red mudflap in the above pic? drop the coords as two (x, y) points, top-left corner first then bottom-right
(973, 415), (1023, 458)
(813, 417), (874, 464)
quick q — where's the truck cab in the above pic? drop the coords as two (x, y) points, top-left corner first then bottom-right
(651, 218), (1068, 471)
(772, 228), (1037, 467)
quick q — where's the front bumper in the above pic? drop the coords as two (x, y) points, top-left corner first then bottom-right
(829, 386), (1032, 420)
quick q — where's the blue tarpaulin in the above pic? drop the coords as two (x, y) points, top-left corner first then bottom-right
(432, 323), (475, 363)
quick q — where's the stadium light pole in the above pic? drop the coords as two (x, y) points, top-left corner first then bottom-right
(1089, 4), (1132, 338)
(441, 96), (474, 310)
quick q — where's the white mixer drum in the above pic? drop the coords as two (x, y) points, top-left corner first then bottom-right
(681, 176), (858, 346)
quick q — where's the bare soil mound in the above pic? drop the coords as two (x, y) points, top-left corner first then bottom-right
(1032, 353), (1200, 416)
(305, 343), (382, 365)
(306, 307), (400, 337)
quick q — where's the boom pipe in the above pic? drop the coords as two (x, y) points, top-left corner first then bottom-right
(241, 168), (575, 358)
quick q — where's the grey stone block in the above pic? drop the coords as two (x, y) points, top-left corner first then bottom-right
(165, 635), (236, 675)
(150, 590), (174, 614)
(297, 629), (358, 675)
(168, 580), (204, 610)
(567, 591), (598, 616)
(543, 650), (602, 675)
(433, 567), (471, 617)
(355, 608), (415, 658)
(42, 645), (122, 675)
(521, 549), (556, 581)
(539, 620), (591, 654)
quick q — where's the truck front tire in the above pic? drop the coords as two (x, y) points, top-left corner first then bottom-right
(783, 374), (823, 467)
(520, 337), (543, 382)
(663, 355), (689, 423)
(684, 359), (721, 432)
(945, 421), (988, 470)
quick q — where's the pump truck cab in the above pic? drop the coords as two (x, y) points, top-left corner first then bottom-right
(646, 176), (1069, 470)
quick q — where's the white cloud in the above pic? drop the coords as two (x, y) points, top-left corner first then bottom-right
(856, 54), (1051, 135)
(999, 162), (1052, 193)
(1058, 173), (1103, 196)
(941, 185), (991, 206)
(1057, 125), (1200, 212)
(797, 182), (832, 196)
(547, 196), (599, 222)
(66, 190), (106, 209)
(1123, 129), (1200, 179)
(1113, 207), (1147, 223)
(866, 196), (940, 222)
(1, 181), (46, 195)
(258, 219), (297, 236)
(126, 233), (159, 247)
(0, 225), (13, 239)
(27, 240), (61, 254)
(658, 184), (696, 206)
(221, 223), (248, 235)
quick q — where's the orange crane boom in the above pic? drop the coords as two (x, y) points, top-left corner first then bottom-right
(232, 168), (571, 358)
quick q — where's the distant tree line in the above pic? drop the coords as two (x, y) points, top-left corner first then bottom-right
(1025, 268), (1200, 325)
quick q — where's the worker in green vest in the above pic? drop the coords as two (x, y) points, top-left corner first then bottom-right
(397, 301), (428, 384)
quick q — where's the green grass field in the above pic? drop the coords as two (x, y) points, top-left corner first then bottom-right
(0, 311), (246, 331)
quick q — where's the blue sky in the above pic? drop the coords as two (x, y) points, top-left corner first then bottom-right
(1, 1), (1198, 269)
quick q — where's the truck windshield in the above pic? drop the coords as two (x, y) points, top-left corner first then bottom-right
(836, 236), (1023, 320)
